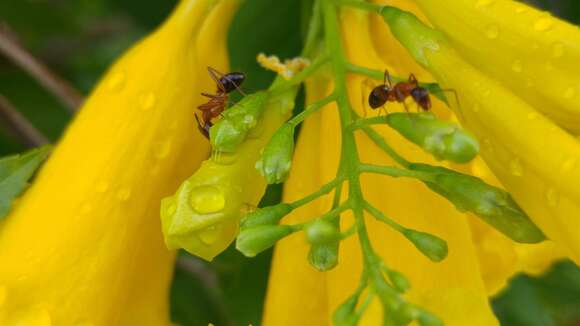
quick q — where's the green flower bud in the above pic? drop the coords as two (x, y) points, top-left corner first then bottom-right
(305, 219), (341, 245)
(236, 225), (293, 257)
(210, 92), (269, 152)
(333, 293), (360, 326)
(386, 113), (479, 164)
(402, 228), (448, 262)
(386, 269), (411, 293)
(240, 203), (293, 229)
(308, 242), (339, 271)
(255, 123), (295, 184)
(397, 303), (421, 323)
(410, 163), (546, 243)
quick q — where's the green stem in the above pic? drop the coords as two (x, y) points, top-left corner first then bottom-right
(359, 163), (435, 182)
(363, 201), (405, 233)
(288, 94), (337, 127)
(289, 177), (344, 209)
(360, 125), (410, 167)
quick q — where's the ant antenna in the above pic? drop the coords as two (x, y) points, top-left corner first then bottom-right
(207, 66), (247, 96)
(384, 69), (393, 87)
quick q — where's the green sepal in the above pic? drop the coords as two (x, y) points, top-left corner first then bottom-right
(417, 309), (444, 326)
(240, 203), (293, 229)
(236, 224), (294, 257)
(410, 163), (546, 243)
(333, 292), (360, 326)
(210, 91), (269, 152)
(386, 113), (479, 163)
(402, 228), (448, 262)
(308, 241), (339, 271)
(0, 145), (51, 219)
(255, 123), (295, 184)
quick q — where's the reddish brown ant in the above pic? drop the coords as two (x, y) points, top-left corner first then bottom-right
(196, 66), (246, 138)
(368, 70), (431, 113)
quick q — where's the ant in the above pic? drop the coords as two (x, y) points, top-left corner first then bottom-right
(196, 67), (246, 138)
(368, 70), (431, 114)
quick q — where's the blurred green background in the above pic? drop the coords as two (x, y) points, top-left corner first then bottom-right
(1, 0), (579, 325)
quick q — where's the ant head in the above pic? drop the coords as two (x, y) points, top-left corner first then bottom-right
(368, 85), (390, 109)
(411, 87), (431, 111)
(219, 72), (245, 93)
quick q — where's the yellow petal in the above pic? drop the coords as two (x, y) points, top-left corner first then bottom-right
(0, 0), (239, 324)
(414, 0), (580, 132)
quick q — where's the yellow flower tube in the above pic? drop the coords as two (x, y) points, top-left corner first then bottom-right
(0, 0), (239, 324)
(412, 0), (580, 132)
(379, 5), (580, 264)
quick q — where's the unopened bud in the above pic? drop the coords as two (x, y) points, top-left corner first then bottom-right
(417, 309), (443, 326)
(333, 293), (360, 326)
(386, 113), (479, 163)
(402, 228), (448, 262)
(240, 203), (293, 229)
(255, 123), (295, 184)
(236, 225), (293, 257)
(410, 163), (545, 243)
(305, 219), (341, 245)
(308, 242), (339, 271)
(387, 269), (411, 293)
(210, 92), (269, 152)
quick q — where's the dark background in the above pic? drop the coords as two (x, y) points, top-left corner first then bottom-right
(0, 0), (579, 325)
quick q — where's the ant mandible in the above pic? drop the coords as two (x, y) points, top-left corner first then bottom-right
(196, 66), (246, 138)
(368, 70), (431, 113)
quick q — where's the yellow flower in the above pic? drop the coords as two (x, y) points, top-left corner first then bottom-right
(0, 0), (239, 324)
(264, 1), (574, 324)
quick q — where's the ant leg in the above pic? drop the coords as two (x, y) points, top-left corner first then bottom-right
(385, 69), (393, 87)
(201, 92), (219, 99)
(379, 104), (389, 117)
(194, 114), (210, 139)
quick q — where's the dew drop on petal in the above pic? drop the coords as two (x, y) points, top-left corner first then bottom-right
(560, 158), (577, 174)
(472, 104), (481, 112)
(80, 203), (92, 215)
(485, 24), (500, 39)
(155, 140), (172, 159)
(564, 87), (576, 99)
(190, 185), (225, 214)
(116, 188), (132, 201)
(106, 71), (126, 92)
(509, 158), (524, 176)
(552, 42), (565, 58)
(476, 0), (495, 9)
(511, 60), (523, 73)
(241, 203), (257, 216)
(534, 16), (554, 32)
(0, 286), (6, 307)
(95, 181), (109, 193)
(482, 138), (494, 153)
(139, 92), (156, 110)
(527, 112), (539, 120)
(545, 188), (560, 207)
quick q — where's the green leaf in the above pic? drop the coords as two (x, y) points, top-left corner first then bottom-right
(0, 145), (51, 219)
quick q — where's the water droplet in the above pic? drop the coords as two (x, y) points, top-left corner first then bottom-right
(545, 188), (559, 207)
(564, 87), (576, 99)
(80, 203), (92, 215)
(155, 140), (171, 159)
(482, 89), (491, 97)
(525, 79), (534, 88)
(117, 188), (132, 201)
(106, 71), (126, 92)
(482, 138), (494, 153)
(472, 104), (481, 112)
(551, 42), (565, 58)
(95, 181), (109, 193)
(150, 164), (161, 176)
(198, 225), (222, 245)
(211, 150), (237, 165)
(545, 61), (554, 72)
(511, 60), (523, 73)
(190, 185), (225, 214)
(166, 202), (177, 216)
(476, 0), (495, 8)
(527, 112), (539, 120)
(509, 158), (523, 176)
(138, 92), (156, 110)
(534, 16), (554, 32)
(532, 43), (540, 51)
(485, 25), (499, 39)
(560, 158), (577, 174)
(240, 203), (257, 216)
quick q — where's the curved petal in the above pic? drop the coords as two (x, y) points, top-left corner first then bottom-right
(0, 0), (239, 324)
